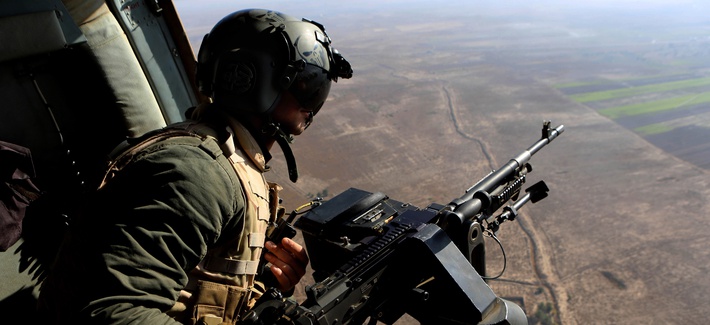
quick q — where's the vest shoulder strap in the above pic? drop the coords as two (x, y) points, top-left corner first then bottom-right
(100, 125), (233, 190)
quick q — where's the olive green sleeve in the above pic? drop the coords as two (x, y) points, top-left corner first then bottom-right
(39, 137), (245, 324)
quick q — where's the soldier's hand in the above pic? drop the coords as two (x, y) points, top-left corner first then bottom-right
(264, 237), (309, 292)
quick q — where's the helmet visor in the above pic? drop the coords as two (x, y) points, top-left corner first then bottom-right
(289, 63), (332, 116)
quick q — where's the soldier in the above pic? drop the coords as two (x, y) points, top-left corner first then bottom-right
(38, 8), (352, 324)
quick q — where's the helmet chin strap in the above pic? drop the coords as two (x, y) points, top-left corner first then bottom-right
(263, 121), (299, 183)
(262, 111), (315, 183)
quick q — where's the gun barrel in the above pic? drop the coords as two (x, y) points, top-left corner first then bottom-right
(442, 122), (564, 228)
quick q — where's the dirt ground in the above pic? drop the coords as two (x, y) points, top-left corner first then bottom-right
(259, 2), (710, 324)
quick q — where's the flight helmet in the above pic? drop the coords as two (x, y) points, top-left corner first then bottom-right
(196, 9), (352, 117)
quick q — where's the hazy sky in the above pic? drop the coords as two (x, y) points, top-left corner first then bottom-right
(173, 0), (710, 54)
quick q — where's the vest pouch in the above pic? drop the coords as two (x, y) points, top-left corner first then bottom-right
(190, 280), (250, 325)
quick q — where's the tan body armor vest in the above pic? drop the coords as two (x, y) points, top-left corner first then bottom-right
(184, 117), (281, 325)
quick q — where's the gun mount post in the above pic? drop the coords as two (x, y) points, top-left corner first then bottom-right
(447, 219), (487, 277)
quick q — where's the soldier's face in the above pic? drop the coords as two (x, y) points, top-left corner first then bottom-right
(271, 91), (313, 136)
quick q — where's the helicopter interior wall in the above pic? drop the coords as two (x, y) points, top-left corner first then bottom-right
(0, 10), (129, 311)
(0, 0), (185, 320)
(104, 0), (200, 125)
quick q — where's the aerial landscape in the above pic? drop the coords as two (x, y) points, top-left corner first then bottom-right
(184, 0), (710, 324)
(172, 0), (710, 323)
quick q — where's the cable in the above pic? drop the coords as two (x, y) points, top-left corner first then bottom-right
(481, 229), (507, 280)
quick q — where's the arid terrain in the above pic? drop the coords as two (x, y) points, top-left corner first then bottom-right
(178, 1), (710, 324)
(180, 1), (710, 324)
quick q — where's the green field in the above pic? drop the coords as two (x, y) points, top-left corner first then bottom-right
(598, 91), (710, 119)
(568, 77), (710, 103)
(556, 74), (710, 169)
(633, 123), (674, 136)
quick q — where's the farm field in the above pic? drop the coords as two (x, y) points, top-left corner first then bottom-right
(557, 76), (710, 169)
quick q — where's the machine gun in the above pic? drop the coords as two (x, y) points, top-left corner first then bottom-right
(246, 121), (565, 325)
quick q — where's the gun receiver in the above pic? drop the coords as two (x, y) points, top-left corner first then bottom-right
(244, 121), (564, 325)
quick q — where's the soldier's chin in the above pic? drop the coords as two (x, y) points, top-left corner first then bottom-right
(290, 127), (306, 136)
(288, 122), (308, 136)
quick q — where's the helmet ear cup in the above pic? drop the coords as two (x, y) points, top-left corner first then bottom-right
(211, 48), (282, 114)
(216, 51), (255, 95)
